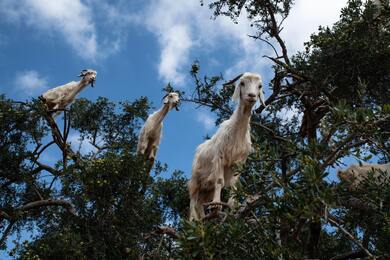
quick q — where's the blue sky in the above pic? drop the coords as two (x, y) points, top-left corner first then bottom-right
(0, 0), (349, 257)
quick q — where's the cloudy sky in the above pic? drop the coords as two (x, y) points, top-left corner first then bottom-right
(0, 0), (348, 256)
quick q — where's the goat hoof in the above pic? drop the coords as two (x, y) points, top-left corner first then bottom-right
(209, 204), (222, 212)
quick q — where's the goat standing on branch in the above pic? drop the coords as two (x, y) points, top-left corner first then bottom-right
(338, 163), (390, 189)
(137, 92), (180, 163)
(189, 73), (266, 220)
(40, 69), (97, 117)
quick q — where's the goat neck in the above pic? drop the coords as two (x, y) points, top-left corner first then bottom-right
(154, 103), (171, 125)
(230, 100), (252, 132)
(69, 79), (90, 98)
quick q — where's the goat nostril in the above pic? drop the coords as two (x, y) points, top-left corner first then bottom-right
(248, 93), (256, 98)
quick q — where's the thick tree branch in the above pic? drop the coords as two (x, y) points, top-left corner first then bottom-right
(33, 161), (59, 176)
(264, 2), (290, 65)
(17, 199), (77, 216)
(330, 250), (367, 260)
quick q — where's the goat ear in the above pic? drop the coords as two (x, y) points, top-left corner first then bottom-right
(162, 93), (169, 104)
(224, 74), (243, 103)
(232, 84), (241, 103)
(259, 86), (267, 107)
(78, 69), (88, 77)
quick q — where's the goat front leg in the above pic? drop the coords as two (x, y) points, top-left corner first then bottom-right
(149, 137), (160, 161)
(210, 154), (224, 208)
(224, 166), (240, 209)
(149, 145), (158, 159)
(227, 172), (240, 209)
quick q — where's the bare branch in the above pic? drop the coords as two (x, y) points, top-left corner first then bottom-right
(0, 221), (15, 247)
(263, 55), (308, 81)
(251, 121), (291, 142)
(327, 216), (374, 259)
(264, 2), (290, 65)
(33, 161), (59, 176)
(181, 98), (233, 115)
(248, 34), (279, 57)
(17, 199), (77, 216)
(144, 226), (178, 241)
(330, 250), (367, 260)
(0, 210), (11, 221)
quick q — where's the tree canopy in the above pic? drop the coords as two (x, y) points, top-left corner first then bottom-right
(1, 0), (390, 259)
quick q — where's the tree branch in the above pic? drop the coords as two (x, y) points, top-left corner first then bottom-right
(17, 199), (77, 216)
(327, 216), (374, 259)
(330, 250), (367, 260)
(145, 226), (177, 240)
(0, 221), (15, 247)
(0, 210), (11, 221)
(264, 2), (290, 65)
(251, 121), (291, 142)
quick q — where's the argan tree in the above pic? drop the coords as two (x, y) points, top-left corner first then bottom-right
(1, 0), (389, 259)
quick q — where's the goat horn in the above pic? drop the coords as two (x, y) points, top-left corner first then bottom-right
(223, 73), (243, 86)
(78, 69), (88, 77)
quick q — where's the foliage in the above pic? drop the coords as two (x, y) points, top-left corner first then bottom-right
(1, 0), (390, 259)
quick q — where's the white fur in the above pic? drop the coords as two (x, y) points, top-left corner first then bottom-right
(189, 72), (266, 220)
(41, 69), (97, 117)
(374, 0), (382, 18)
(136, 92), (180, 161)
(338, 163), (390, 188)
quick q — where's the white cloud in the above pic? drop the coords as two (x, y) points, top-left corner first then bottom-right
(282, 0), (348, 53)
(26, 0), (98, 60)
(277, 106), (302, 124)
(143, 0), (268, 86)
(142, 0), (348, 86)
(0, 0), (349, 74)
(0, 0), (136, 61)
(15, 70), (48, 96)
(158, 25), (193, 85)
(196, 111), (215, 131)
(68, 133), (98, 155)
(0, 0), (98, 60)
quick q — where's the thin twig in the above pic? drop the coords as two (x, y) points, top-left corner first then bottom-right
(0, 221), (15, 247)
(327, 216), (374, 258)
(0, 210), (11, 220)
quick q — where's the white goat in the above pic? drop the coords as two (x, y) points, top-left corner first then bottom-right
(338, 163), (390, 188)
(137, 92), (180, 161)
(40, 69), (97, 117)
(189, 72), (266, 220)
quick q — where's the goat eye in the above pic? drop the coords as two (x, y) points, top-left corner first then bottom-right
(240, 82), (245, 86)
